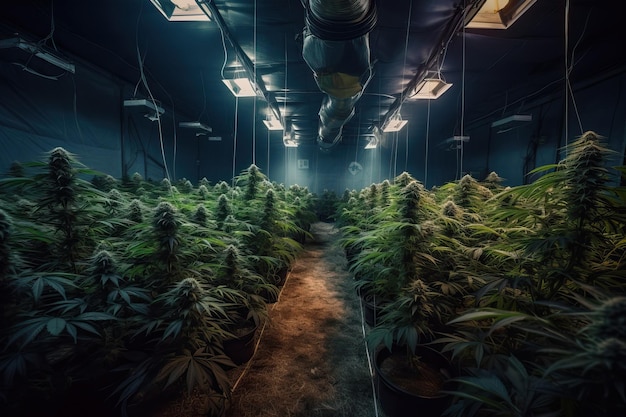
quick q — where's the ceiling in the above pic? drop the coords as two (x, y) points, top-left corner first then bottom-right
(1, 0), (624, 154)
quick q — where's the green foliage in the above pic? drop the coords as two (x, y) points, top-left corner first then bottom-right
(443, 354), (562, 417)
(0, 148), (304, 416)
(338, 131), (625, 417)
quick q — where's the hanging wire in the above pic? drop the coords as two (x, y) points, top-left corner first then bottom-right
(219, 21), (229, 79)
(252, 0), (257, 165)
(231, 96), (239, 188)
(358, 296), (381, 417)
(135, 1), (170, 183)
(283, 35), (289, 186)
(354, 111), (361, 162)
(398, 0), (413, 112)
(564, 0), (586, 148)
(71, 75), (84, 143)
(393, 132), (399, 178)
(458, 0), (468, 181)
(198, 71), (207, 120)
(424, 99), (431, 188)
(266, 102), (272, 179)
(404, 126), (409, 173)
(564, 0), (570, 153)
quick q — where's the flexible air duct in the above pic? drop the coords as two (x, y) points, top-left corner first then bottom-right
(302, 0), (376, 150)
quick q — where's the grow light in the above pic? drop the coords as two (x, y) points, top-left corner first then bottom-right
(449, 135), (470, 142)
(364, 137), (378, 149)
(179, 121), (212, 132)
(123, 99), (165, 115)
(364, 134), (378, 149)
(0, 36), (75, 74)
(410, 75), (453, 100)
(383, 117), (408, 133)
(465, 0), (537, 29)
(222, 77), (258, 98)
(149, 0), (212, 21)
(262, 115), (283, 131)
(283, 131), (298, 147)
(491, 114), (532, 129)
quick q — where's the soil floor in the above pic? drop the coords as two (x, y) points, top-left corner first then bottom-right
(225, 221), (377, 417)
(153, 221), (380, 417)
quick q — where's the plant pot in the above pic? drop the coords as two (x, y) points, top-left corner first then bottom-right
(223, 322), (258, 365)
(260, 284), (280, 304)
(374, 346), (450, 417)
(359, 291), (385, 327)
(274, 266), (289, 287)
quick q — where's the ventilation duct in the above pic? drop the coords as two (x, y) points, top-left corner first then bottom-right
(302, 0), (376, 150)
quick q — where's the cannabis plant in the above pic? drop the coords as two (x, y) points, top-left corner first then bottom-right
(214, 244), (275, 325)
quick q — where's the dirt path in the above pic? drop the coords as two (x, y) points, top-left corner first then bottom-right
(225, 222), (377, 417)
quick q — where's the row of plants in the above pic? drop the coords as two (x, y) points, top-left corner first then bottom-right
(336, 131), (626, 416)
(0, 148), (315, 416)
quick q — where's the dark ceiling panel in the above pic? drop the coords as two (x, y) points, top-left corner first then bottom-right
(1, 0), (624, 153)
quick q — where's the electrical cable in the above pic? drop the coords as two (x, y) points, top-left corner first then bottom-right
(252, 0), (258, 165)
(231, 267), (294, 394)
(40, 0), (57, 50)
(198, 71), (207, 121)
(424, 99), (430, 188)
(404, 125), (409, 173)
(393, 131), (399, 179)
(135, 2), (171, 183)
(219, 19), (229, 79)
(398, 0), (413, 108)
(232, 96), (239, 188)
(458, 0), (468, 180)
(17, 0), (66, 80)
(566, 5), (591, 137)
(267, 127), (271, 180)
(354, 110), (361, 163)
(71, 75), (84, 143)
(358, 293), (380, 417)
(564, 0), (570, 152)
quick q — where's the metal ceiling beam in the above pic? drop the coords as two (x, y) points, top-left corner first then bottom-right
(378, 1), (478, 132)
(197, 0), (283, 124)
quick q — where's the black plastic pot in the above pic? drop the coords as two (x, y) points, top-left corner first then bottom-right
(223, 323), (258, 365)
(361, 293), (384, 327)
(374, 346), (450, 417)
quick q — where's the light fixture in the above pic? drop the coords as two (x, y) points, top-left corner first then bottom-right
(447, 135), (470, 145)
(450, 135), (470, 141)
(465, 0), (537, 29)
(383, 115), (408, 133)
(0, 36), (75, 74)
(179, 121), (212, 132)
(149, 0), (212, 22)
(222, 76), (258, 98)
(491, 114), (531, 133)
(410, 72), (453, 100)
(364, 136), (378, 149)
(123, 98), (165, 115)
(144, 113), (160, 122)
(262, 112), (283, 130)
(491, 114), (531, 128)
(283, 131), (298, 147)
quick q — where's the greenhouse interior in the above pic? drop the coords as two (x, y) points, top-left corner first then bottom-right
(1, 0), (625, 416)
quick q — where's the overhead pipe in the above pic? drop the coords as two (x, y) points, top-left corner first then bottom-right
(301, 0), (377, 150)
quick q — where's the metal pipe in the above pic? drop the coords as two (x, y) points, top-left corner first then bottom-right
(302, 0), (376, 150)
(198, 0), (283, 124)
